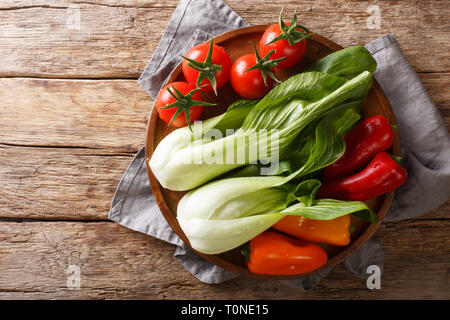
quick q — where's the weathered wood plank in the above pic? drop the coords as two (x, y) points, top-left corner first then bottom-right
(0, 1), (172, 78)
(0, 74), (448, 151)
(0, 219), (448, 299)
(0, 144), (448, 221)
(0, 0), (448, 301)
(0, 0), (448, 78)
(0, 145), (134, 220)
(0, 0), (163, 8)
(0, 78), (150, 151)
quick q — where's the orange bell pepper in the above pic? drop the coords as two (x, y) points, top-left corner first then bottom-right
(243, 232), (327, 275)
(273, 214), (351, 246)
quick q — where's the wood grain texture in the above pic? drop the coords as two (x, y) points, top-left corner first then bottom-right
(0, 145), (134, 220)
(0, 0), (448, 299)
(0, 144), (448, 221)
(0, 0), (448, 78)
(0, 220), (448, 299)
(0, 78), (149, 150)
(146, 25), (400, 280)
(0, 74), (448, 152)
(0, 1), (170, 78)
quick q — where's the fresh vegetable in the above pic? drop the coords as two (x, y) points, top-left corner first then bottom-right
(323, 115), (394, 180)
(182, 39), (231, 95)
(155, 82), (214, 129)
(273, 214), (351, 246)
(148, 16), (404, 276)
(260, 8), (312, 69)
(281, 198), (378, 224)
(150, 98), (259, 190)
(177, 109), (376, 254)
(230, 43), (286, 99)
(150, 45), (376, 191)
(242, 231), (327, 275)
(317, 152), (408, 201)
(268, 101), (364, 177)
(308, 45), (377, 79)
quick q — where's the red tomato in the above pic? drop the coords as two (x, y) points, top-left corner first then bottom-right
(182, 42), (231, 93)
(260, 23), (308, 69)
(155, 82), (204, 128)
(230, 53), (274, 99)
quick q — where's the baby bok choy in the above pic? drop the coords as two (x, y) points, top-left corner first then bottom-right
(177, 108), (376, 254)
(149, 46), (377, 191)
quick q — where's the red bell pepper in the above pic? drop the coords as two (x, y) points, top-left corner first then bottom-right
(317, 152), (407, 201)
(242, 232), (328, 275)
(323, 115), (394, 180)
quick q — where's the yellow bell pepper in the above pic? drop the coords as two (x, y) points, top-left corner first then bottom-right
(273, 214), (351, 246)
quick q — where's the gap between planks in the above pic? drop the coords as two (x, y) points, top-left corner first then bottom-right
(1, 71), (449, 81)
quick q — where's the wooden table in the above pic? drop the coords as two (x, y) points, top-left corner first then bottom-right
(0, 0), (448, 300)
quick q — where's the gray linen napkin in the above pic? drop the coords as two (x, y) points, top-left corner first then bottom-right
(109, 0), (450, 289)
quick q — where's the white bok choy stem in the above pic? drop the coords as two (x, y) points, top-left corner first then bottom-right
(179, 197), (375, 255)
(151, 71), (373, 191)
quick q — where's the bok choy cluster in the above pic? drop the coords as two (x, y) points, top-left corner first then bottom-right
(177, 108), (378, 254)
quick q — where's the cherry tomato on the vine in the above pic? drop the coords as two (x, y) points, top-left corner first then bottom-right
(230, 54), (274, 99)
(155, 82), (213, 129)
(260, 8), (311, 69)
(182, 40), (231, 94)
(230, 43), (286, 99)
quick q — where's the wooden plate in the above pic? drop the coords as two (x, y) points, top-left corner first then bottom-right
(145, 25), (400, 280)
